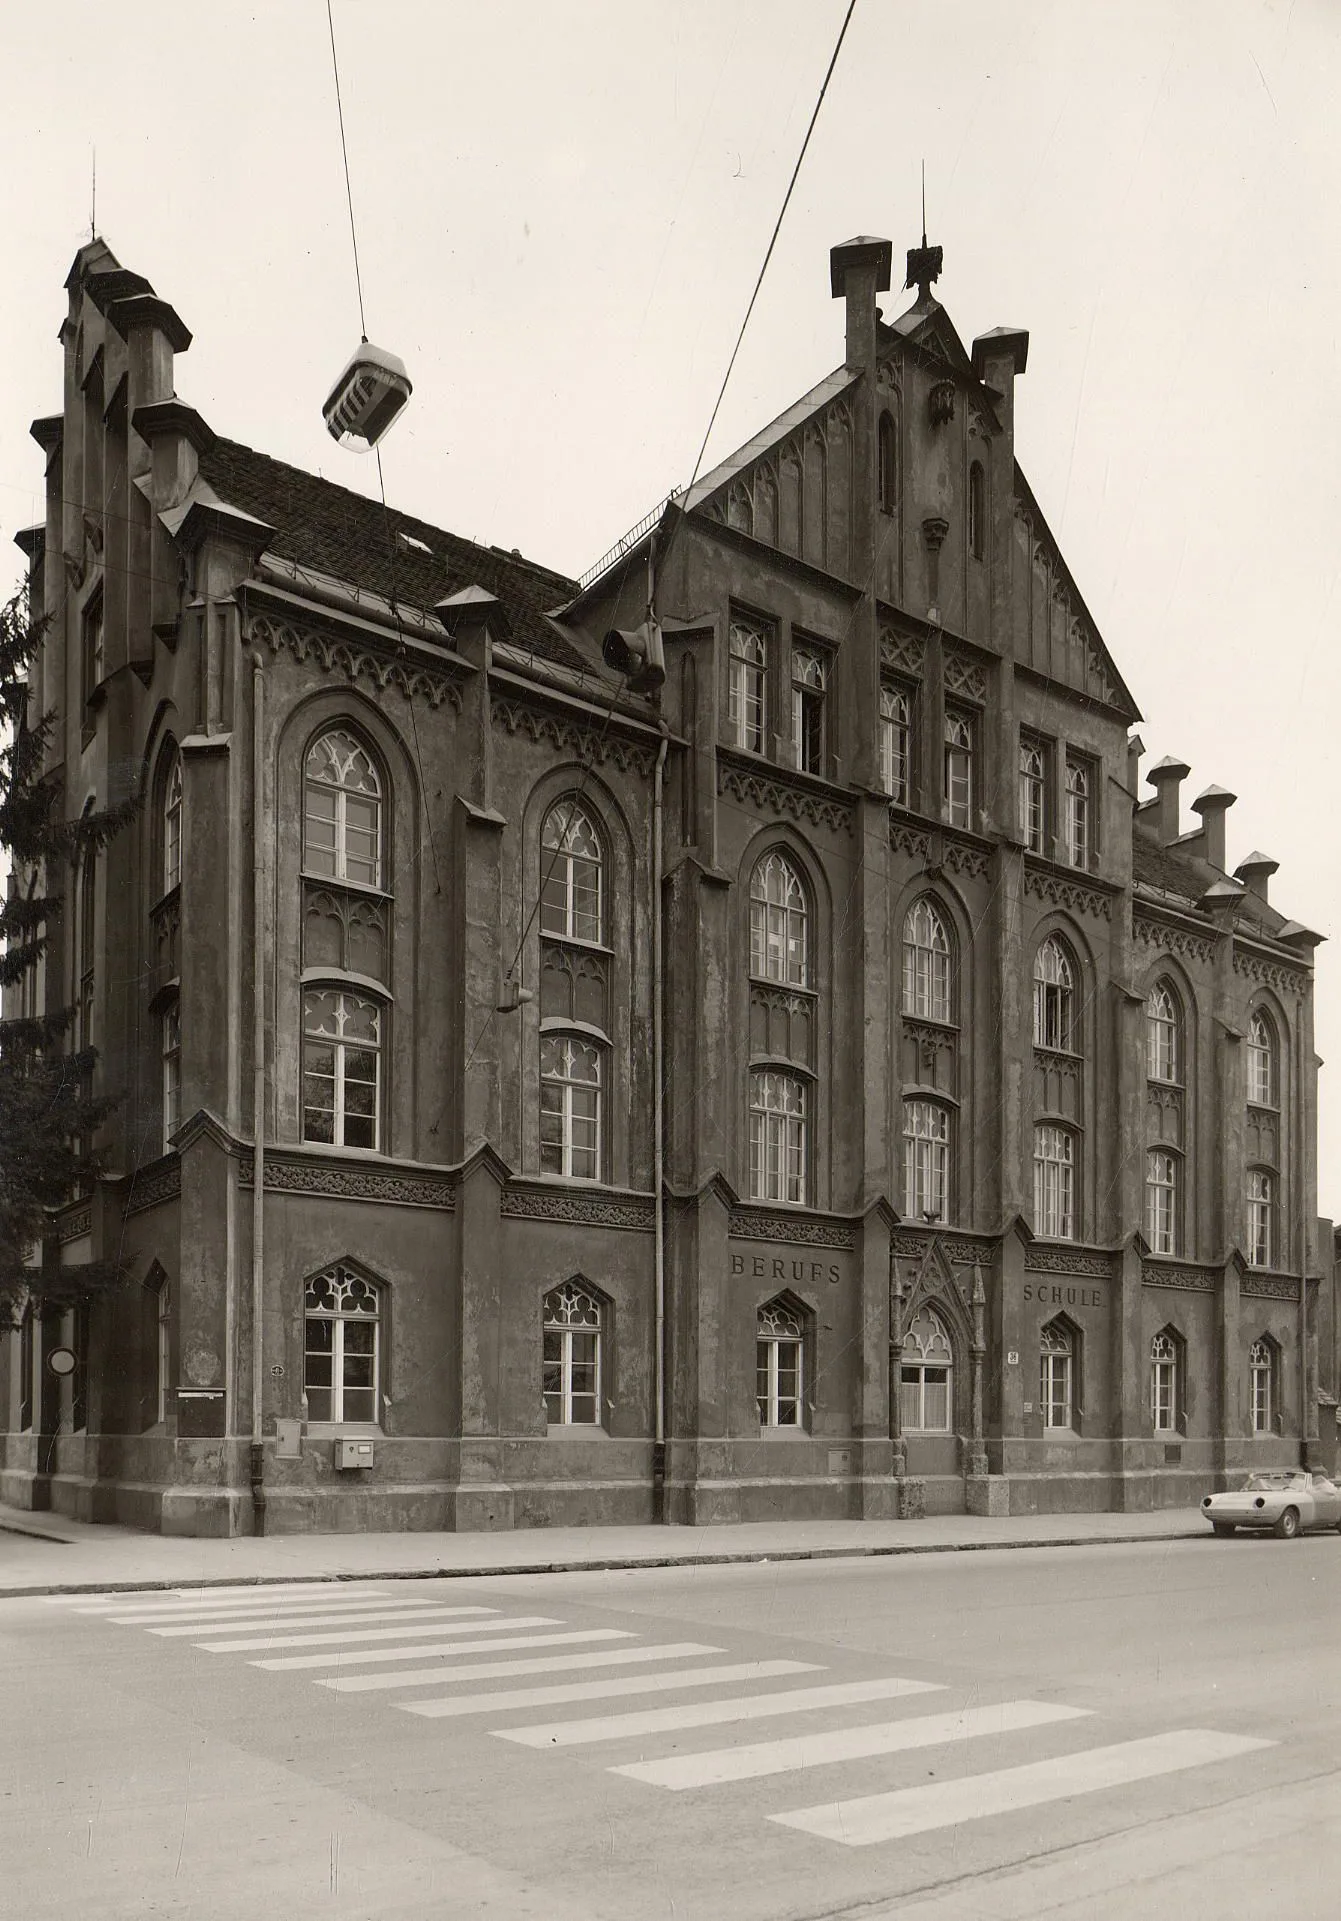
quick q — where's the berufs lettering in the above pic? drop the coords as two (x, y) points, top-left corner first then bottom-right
(731, 1254), (841, 1286)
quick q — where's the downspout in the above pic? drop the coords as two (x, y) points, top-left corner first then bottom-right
(648, 530), (670, 1523)
(249, 650), (267, 1535)
(1297, 1015), (1310, 1461)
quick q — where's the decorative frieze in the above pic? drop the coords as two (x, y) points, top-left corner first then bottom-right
(879, 628), (923, 678)
(730, 1210), (856, 1250)
(1232, 949), (1309, 999)
(1241, 1274), (1300, 1302)
(944, 836), (991, 881)
(123, 1158), (181, 1217)
(239, 1154), (455, 1209)
(1142, 1262), (1216, 1292)
(57, 1203), (92, 1243)
(943, 647), (987, 705)
(891, 1232), (996, 1266)
(890, 821), (931, 862)
(716, 758), (855, 837)
(1133, 914), (1218, 966)
(1025, 1247), (1114, 1278)
(1024, 865), (1113, 921)
(248, 613), (463, 713)
(501, 1187), (655, 1231)
(492, 697), (658, 777)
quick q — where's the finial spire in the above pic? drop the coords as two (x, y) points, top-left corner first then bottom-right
(90, 146), (97, 240)
(906, 161), (942, 302)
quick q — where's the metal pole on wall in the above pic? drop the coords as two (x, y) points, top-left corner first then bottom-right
(249, 650), (267, 1535)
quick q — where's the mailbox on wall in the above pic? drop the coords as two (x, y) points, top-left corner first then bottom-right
(335, 1439), (375, 1472)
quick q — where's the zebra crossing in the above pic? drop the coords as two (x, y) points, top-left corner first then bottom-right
(47, 1579), (1275, 1850)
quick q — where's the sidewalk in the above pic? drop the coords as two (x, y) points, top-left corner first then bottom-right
(0, 1502), (1206, 1598)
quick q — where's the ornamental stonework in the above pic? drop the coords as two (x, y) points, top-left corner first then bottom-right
(729, 1210), (856, 1250)
(1241, 1274), (1300, 1302)
(123, 1158), (182, 1217)
(239, 1155), (456, 1209)
(1232, 949), (1309, 999)
(890, 821), (931, 862)
(501, 1188), (655, 1231)
(943, 647), (987, 704)
(943, 836), (991, 881)
(890, 1232), (996, 1266)
(491, 697), (658, 777)
(879, 628), (924, 678)
(1142, 1262), (1216, 1292)
(248, 613), (463, 713)
(1024, 865), (1113, 921)
(1025, 1247), (1114, 1278)
(716, 759), (855, 837)
(1132, 915), (1217, 966)
(57, 1203), (92, 1243)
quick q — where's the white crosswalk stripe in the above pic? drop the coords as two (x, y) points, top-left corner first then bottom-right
(53, 1583), (402, 1608)
(400, 1660), (820, 1719)
(498, 1675), (945, 1749)
(388, 1643), (729, 1700)
(196, 1616), (592, 1653)
(145, 1606), (533, 1638)
(770, 1728), (1277, 1844)
(109, 1596), (477, 1625)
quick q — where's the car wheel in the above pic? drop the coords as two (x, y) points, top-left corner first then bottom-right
(1273, 1506), (1301, 1540)
(1211, 1522), (1236, 1538)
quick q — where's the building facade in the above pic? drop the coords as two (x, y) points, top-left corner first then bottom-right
(2, 235), (1335, 1535)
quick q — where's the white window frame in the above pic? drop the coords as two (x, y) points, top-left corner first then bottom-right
(303, 730), (384, 890)
(879, 684), (911, 803)
(757, 1299), (804, 1427)
(1019, 740), (1046, 854)
(903, 1099), (950, 1220)
(790, 647), (827, 775)
(902, 899), (952, 1023)
(162, 1001), (182, 1151)
(1064, 760), (1090, 869)
(1246, 1168), (1274, 1268)
(303, 1266), (382, 1428)
(1145, 1148), (1179, 1256)
(1247, 1010), (1275, 1108)
(944, 711), (973, 829)
(163, 752), (183, 895)
(543, 1281), (603, 1426)
(1040, 1321), (1073, 1429)
(1151, 1330), (1179, 1433)
(156, 1276), (172, 1425)
(728, 619), (767, 753)
(900, 1305), (953, 1432)
(1033, 937), (1075, 1052)
(749, 1070), (808, 1205)
(1146, 982), (1180, 1083)
(540, 1033), (603, 1180)
(749, 852), (809, 988)
(1249, 1338), (1274, 1435)
(540, 800), (604, 944)
(302, 988), (383, 1151)
(1034, 1123), (1076, 1240)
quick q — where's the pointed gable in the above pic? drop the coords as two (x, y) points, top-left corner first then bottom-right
(1009, 466), (1140, 720)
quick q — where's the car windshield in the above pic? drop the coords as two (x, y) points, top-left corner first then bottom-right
(1241, 1472), (1306, 1491)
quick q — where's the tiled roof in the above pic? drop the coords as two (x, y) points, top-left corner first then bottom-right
(1131, 821), (1284, 938)
(197, 437), (592, 674)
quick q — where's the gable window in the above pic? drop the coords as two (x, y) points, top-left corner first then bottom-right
(1247, 1010), (1276, 1108)
(162, 751), (182, 895)
(791, 648), (827, 775)
(968, 460), (986, 561)
(1249, 1337), (1275, 1435)
(303, 730), (383, 890)
(757, 1298), (804, 1427)
(943, 711), (973, 829)
(540, 800), (603, 944)
(902, 899), (952, 1023)
(1151, 1329), (1180, 1433)
(1033, 936), (1075, 1052)
(1034, 1124), (1075, 1240)
(749, 852), (808, 988)
(1019, 739), (1046, 854)
(1146, 982), (1181, 1083)
(1246, 1168), (1274, 1268)
(543, 1281), (603, 1426)
(879, 685), (911, 803)
(903, 1099), (950, 1220)
(1145, 1148), (1179, 1256)
(1040, 1320), (1073, 1429)
(302, 988), (382, 1150)
(728, 619), (767, 753)
(1064, 760), (1091, 869)
(878, 409), (899, 516)
(900, 1305), (952, 1432)
(749, 1070), (807, 1205)
(304, 1265), (381, 1426)
(540, 1034), (602, 1180)
(162, 1003), (182, 1151)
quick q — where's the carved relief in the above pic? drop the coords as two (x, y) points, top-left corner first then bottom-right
(1241, 1275), (1299, 1302)
(943, 647), (987, 704)
(879, 628), (924, 678)
(717, 757), (855, 836)
(943, 837), (991, 881)
(890, 821), (932, 862)
(730, 1210), (855, 1250)
(1133, 914), (1218, 966)
(1142, 1262), (1216, 1292)
(891, 1231), (995, 1266)
(750, 984), (815, 1070)
(1232, 949), (1309, 998)
(248, 614), (463, 712)
(1147, 1084), (1184, 1148)
(57, 1203), (92, 1243)
(491, 697), (658, 777)
(501, 1188), (654, 1230)
(123, 1158), (182, 1216)
(540, 941), (610, 1031)
(238, 1155), (455, 1209)
(1024, 865), (1113, 921)
(1246, 1109), (1278, 1167)
(1034, 1049), (1081, 1122)
(303, 885), (388, 983)
(1025, 1247), (1114, 1278)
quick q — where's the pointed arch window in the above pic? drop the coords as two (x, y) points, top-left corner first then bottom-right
(1034, 1124), (1076, 1240)
(1145, 1148), (1179, 1255)
(304, 1266), (381, 1426)
(749, 851), (809, 988)
(901, 1305), (952, 1432)
(1033, 936), (1075, 1052)
(1040, 1320), (1073, 1429)
(155, 1273), (173, 1426)
(944, 711), (974, 829)
(879, 684), (911, 802)
(1247, 1009), (1276, 1108)
(728, 619), (767, 753)
(902, 899), (952, 1023)
(1246, 1168), (1274, 1268)
(303, 730), (383, 889)
(302, 988), (382, 1149)
(968, 459), (986, 560)
(541, 799), (603, 944)
(903, 1099), (950, 1220)
(162, 1002), (182, 1151)
(1019, 739), (1046, 853)
(1064, 760), (1091, 869)
(543, 1281), (603, 1425)
(749, 1070), (807, 1204)
(540, 1034), (602, 1179)
(878, 409), (899, 516)
(1249, 1337), (1276, 1435)
(1151, 1329), (1181, 1433)
(757, 1298), (804, 1427)
(791, 647), (827, 775)
(1146, 981), (1181, 1083)
(162, 750), (182, 895)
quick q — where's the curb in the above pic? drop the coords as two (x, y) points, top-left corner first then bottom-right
(0, 1525), (1207, 1599)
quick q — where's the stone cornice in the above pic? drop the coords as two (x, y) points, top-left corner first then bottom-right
(492, 691), (660, 777)
(246, 609), (466, 714)
(1023, 857), (1119, 921)
(717, 747), (856, 837)
(1132, 906), (1220, 967)
(1231, 942), (1311, 999)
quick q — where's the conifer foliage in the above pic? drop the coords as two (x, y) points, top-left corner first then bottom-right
(0, 591), (136, 1318)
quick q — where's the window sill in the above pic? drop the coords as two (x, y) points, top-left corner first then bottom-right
(545, 1422), (609, 1438)
(304, 1423), (384, 1439)
(301, 870), (392, 903)
(758, 1424), (810, 1438)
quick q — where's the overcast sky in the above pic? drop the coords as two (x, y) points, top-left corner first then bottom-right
(2, 1), (1338, 1207)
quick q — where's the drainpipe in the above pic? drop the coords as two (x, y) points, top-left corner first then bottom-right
(648, 519), (670, 1524)
(1297, 1018), (1310, 1462)
(249, 650), (267, 1535)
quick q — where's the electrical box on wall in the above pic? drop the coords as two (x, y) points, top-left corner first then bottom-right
(335, 1439), (375, 1471)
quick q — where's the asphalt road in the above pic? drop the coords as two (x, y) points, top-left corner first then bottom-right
(2, 1532), (1338, 1920)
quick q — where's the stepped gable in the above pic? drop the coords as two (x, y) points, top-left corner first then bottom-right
(197, 437), (591, 675)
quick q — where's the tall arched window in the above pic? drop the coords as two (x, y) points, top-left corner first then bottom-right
(1040, 1320), (1073, 1429)
(302, 988), (382, 1149)
(750, 1070), (807, 1204)
(878, 409), (899, 515)
(1033, 936), (1075, 1051)
(902, 899), (952, 1023)
(791, 647), (827, 775)
(900, 1305), (952, 1432)
(1146, 982), (1181, 1083)
(944, 712), (974, 828)
(540, 799), (603, 943)
(543, 1281), (603, 1425)
(540, 1035), (602, 1179)
(757, 1298), (804, 1427)
(1246, 1168), (1274, 1267)
(903, 1099), (950, 1219)
(879, 685), (910, 802)
(303, 729), (383, 889)
(728, 619), (767, 753)
(1145, 1148), (1179, 1255)
(162, 749), (182, 896)
(1064, 761), (1090, 869)
(1019, 740), (1046, 853)
(1034, 1123), (1076, 1239)
(304, 1265), (381, 1426)
(1150, 1329), (1180, 1433)
(749, 852), (809, 988)
(968, 460), (986, 561)
(1247, 1009), (1276, 1108)
(1249, 1337), (1275, 1434)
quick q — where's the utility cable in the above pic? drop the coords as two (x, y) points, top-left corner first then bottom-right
(326, 0), (368, 340)
(373, 445), (444, 898)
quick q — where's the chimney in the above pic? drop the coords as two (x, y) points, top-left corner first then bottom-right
(1191, 783), (1236, 871)
(1147, 755), (1191, 846)
(1126, 732), (1145, 796)
(108, 292), (192, 413)
(971, 326), (1029, 434)
(1234, 850), (1279, 905)
(130, 399), (214, 514)
(830, 236), (893, 373)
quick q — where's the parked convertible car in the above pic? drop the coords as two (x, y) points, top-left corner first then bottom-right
(1202, 1468), (1341, 1538)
